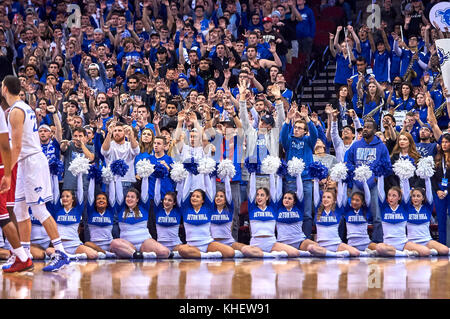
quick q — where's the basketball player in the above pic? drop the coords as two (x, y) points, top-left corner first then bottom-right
(2, 75), (70, 272)
(0, 94), (33, 272)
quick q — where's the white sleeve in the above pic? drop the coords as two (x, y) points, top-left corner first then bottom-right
(425, 177), (433, 205)
(377, 176), (385, 203)
(0, 108), (8, 134)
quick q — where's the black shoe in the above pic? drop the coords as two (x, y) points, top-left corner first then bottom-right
(132, 251), (143, 259)
(168, 252), (174, 259)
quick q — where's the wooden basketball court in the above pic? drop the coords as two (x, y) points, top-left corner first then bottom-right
(0, 257), (449, 299)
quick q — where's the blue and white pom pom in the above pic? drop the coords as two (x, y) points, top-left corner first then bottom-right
(261, 156), (281, 175)
(110, 159), (129, 177)
(153, 163), (169, 179)
(102, 166), (114, 184)
(308, 161), (329, 180)
(287, 157), (305, 177)
(277, 159), (288, 177)
(217, 159), (236, 180)
(393, 158), (416, 180)
(198, 157), (217, 175)
(329, 162), (348, 182)
(183, 157), (199, 175)
(68, 155), (90, 176)
(245, 157), (260, 174)
(170, 161), (189, 183)
(135, 159), (155, 178)
(49, 157), (64, 177)
(87, 165), (103, 184)
(416, 156), (435, 179)
(354, 164), (372, 182)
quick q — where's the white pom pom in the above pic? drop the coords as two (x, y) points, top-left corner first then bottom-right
(261, 156), (281, 175)
(330, 162), (348, 182)
(170, 161), (189, 183)
(198, 157), (217, 175)
(287, 157), (305, 176)
(135, 159), (155, 178)
(102, 166), (114, 184)
(416, 156), (435, 179)
(68, 155), (91, 176)
(393, 158), (416, 180)
(217, 159), (236, 180)
(354, 164), (372, 183)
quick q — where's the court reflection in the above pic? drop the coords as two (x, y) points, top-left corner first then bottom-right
(0, 257), (448, 299)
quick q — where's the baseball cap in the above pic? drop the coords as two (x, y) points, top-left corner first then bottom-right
(270, 10), (281, 18)
(94, 28), (103, 34)
(157, 46), (167, 54)
(421, 123), (432, 131)
(261, 114), (275, 126)
(262, 17), (272, 23)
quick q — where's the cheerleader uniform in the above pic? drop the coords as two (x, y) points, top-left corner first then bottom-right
(406, 202), (432, 246)
(154, 203), (182, 251)
(210, 176), (235, 246)
(47, 197), (84, 255)
(275, 199), (306, 249)
(181, 196), (214, 253)
(315, 206), (344, 252)
(379, 200), (408, 251)
(248, 199), (278, 252)
(116, 197), (152, 251)
(210, 203), (234, 246)
(86, 202), (115, 251)
(343, 205), (371, 251)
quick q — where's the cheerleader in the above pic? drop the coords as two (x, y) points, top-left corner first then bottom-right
(109, 174), (170, 259)
(210, 176), (247, 257)
(342, 183), (393, 256)
(239, 172), (303, 258)
(406, 178), (449, 255)
(83, 185), (116, 258)
(275, 177), (315, 256)
(45, 186), (99, 259)
(307, 185), (357, 257)
(376, 176), (431, 257)
(175, 174), (235, 259)
(153, 181), (183, 256)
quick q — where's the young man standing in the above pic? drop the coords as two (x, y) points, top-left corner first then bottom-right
(2, 75), (70, 272)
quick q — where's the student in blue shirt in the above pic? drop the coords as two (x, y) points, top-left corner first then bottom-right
(370, 27), (392, 83)
(393, 83), (415, 111)
(329, 30), (355, 89)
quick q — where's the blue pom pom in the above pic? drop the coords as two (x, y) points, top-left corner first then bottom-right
(245, 157), (260, 174)
(88, 165), (103, 183)
(209, 163), (218, 178)
(370, 159), (392, 177)
(48, 157), (64, 177)
(110, 159), (129, 177)
(344, 162), (355, 186)
(276, 160), (288, 177)
(308, 161), (329, 180)
(183, 157), (199, 175)
(153, 163), (169, 179)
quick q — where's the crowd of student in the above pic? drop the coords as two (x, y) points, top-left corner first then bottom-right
(0, 0), (448, 261)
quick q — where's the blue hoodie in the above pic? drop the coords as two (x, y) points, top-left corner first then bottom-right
(295, 5), (316, 39)
(280, 121), (318, 181)
(346, 135), (391, 190)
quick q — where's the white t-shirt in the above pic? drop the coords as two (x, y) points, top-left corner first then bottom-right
(101, 140), (140, 182)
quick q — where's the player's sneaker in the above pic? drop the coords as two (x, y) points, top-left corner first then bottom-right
(2, 253), (16, 270)
(42, 250), (71, 272)
(3, 257), (33, 273)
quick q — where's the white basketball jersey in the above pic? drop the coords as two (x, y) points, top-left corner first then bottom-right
(8, 100), (42, 161)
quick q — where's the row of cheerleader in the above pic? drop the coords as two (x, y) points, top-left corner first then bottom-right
(8, 152), (448, 261)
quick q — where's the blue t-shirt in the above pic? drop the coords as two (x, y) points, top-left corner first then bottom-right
(155, 203), (182, 227)
(248, 199), (277, 222)
(373, 50), (391, 83)
(181, 196), (213, 226)
(379, 199), (408, 224)
(406, 202), (432, 225)
(275, 200), (304, 224)
(116, 198), (150, 225)
(210, 201), (234, 225)
(86, 202), (115, 228)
